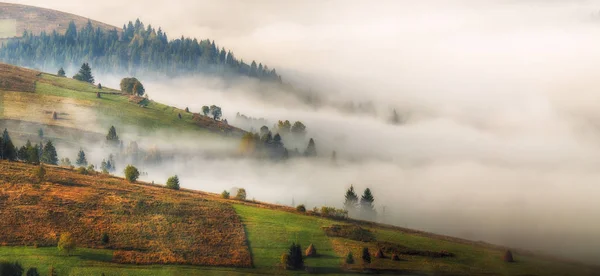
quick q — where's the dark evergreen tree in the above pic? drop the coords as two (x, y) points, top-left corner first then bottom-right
(57, 67), (66, 77)
(0, 261), (23, 276)
(361, 247), (371, 264)
(26, 267), (40, 276)
(106, 126), (119, 144)
(25, 140), (39, 164)
(291, 121), (306, 137)
(202, 106), (210, 116)
(360, 188), (376, 219)
(73, 62), (95, 84)
(37, 128), (44, 139)
(286, 243), (304, 270)
(76, 149), (88, 166)
(304, 138), (317, 157)
(1, 129), (17, 161)
(344, 185), (359, 213)
(41, 141), (58, 165)
(166, 175), (180, 190)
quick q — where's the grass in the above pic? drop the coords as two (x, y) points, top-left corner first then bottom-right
(234, 204), (345, 274)
(0, 246), (260, 276)
(0, 160), (252, 267)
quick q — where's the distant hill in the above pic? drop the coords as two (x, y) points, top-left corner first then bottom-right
(0, 2), (117, 39)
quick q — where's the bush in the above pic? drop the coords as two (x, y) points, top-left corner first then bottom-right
(87, 164), (96, 174)
(34, 165), (46, 182)
(305, 243), (317, 257)
(320, 206), (348, 219)
(286, 243), (304, 270)
(503, 250), (514, 263)
(0, 261), (23, 276)
(296, 204), (306, 212)
(76, 166), (88, 175)
(345, 252), (354, 264)
(221, 190), (230, 199)
(124, 165), (140, 183)
(101, 233), (109, 245)
(361, 247), (371, 264)
(26, 267), (39, 276)
(235, 188), (247, 200)
(58, 232), (76, 255)
(166, 175), (180, 190)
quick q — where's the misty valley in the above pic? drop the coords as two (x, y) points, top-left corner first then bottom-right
(0, 1), (599, 276)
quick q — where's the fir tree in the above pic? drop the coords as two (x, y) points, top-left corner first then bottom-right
(304, 138), (317, 157)
(73, 63), (95, 84)
(41, 141), (58, 165)
(1, 129), (17, 161)
(361, 247), (371, 265)
(166, 175), (180, 190)
(344, 185), (359, 213)
(106, 126), (119, 144)
(360, 188), (376, 219)
(57, 67), (66, 77)
(76, 149), (88, 166)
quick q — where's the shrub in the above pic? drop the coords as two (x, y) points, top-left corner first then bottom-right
(503, 250), (514, 263)
(0, 261), (23, 276)
(124, 165), (140, 183)
(26, 267), (39, 276)
(58, 232), (76, 255)
(361, 247), (371, 264)
(296, 204), (306, 212)
(101, 233), (110, 245)
(235, 188), (247, 200)
(320, 206), (348, 219)
(375, 248), (385, 258)
(286, 243), (304, 270)
(34, 165), (46, 182)
(305, 243), (317, 257)
(345, 252), (354, 264)
(221, 190), (230, 199)
(76, 166), (88, 175)
(391, 254), (400, 261)
(87, 164), (96, 174)
(166, 175), (180, 190)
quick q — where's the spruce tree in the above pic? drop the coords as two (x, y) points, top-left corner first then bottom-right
(73, 63), (95, 84)
(1, 129), (17, 161)
(361, 247), (371, 264)
(344, 185), (359, 213)
(41, 141), (58, 165)
(57, 67), (66, 77)
(76, 149), (88, 166)
(166, 175), (180, 190)
(106, 126), (119, 144)
(304, 138), (317, 157)
(360, 188), (376, 219)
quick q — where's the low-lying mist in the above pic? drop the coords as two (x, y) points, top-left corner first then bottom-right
(11, 0), (600, 265)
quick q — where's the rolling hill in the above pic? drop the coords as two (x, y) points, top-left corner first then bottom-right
(0, 2), (117, 39)
(0, 58), (599, 275)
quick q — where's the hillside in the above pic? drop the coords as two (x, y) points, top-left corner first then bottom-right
(0, 160), (598, 275)
(0, 62), (245, 140)
(0, 2), (117, 39)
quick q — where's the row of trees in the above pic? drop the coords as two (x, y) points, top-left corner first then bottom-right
(344, 185), (376, 219)
(0, 19), (282, 81)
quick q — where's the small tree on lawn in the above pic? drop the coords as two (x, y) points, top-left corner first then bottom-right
(57, 67), (66, 77)
(221, 190), (230, 199)
(235, 188), (247, 200)
(124, 165), (140, 183)
(58, 232), (76, 255)
(73, 62), (94, 84)
(166, 175), (180, 190)
(361, 247), (371, 265)
(41, 141), (58, 165)
(345, 252), (355, 264)
(286, 243), (304, 270)
(76, 149), (87, 166)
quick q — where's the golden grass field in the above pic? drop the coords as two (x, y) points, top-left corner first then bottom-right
(0, 160), (253, 267)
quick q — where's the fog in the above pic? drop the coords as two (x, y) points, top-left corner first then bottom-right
(8, 0), (600, 265)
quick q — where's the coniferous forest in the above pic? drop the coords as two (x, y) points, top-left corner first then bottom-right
(0, 19), (282, 81)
